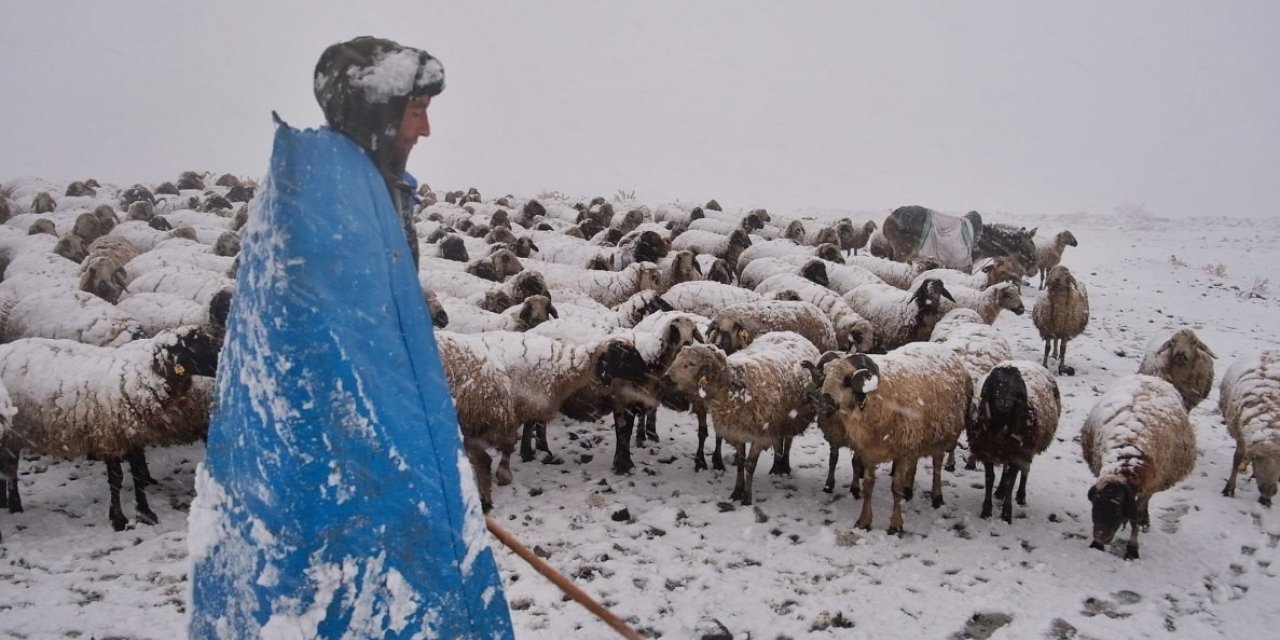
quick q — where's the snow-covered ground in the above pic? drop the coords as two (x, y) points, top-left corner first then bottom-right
(2, 199), (1279, 639)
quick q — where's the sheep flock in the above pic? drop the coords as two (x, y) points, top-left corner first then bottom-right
(1, 175), (1278, 639)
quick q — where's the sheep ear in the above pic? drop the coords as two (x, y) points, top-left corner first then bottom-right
(1026, 227), (1037, 238)
(548, 303), (559, 319)
(1087, 485), (1098, 503)
(1199, 341), (1217, 358)
(937, 282), (955, 302)
(1156, 340), (1172, 355)
(691, 258), (703, 275)
(519, 303), (532, 325)
(692, 327), (706, 343)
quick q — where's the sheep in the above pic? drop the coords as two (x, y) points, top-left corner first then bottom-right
(420, 247), (524, 283)
(3, 249), (80, 281)
(968, 361), (1061, 523)
(1035, 230), (1078, 289)
(652, 203), (706, 227)
(655, 250), (702, 292)
(120, 184), (157, 206)
(931, 316), (1015, 472)
(842, 279), (955, 352)
(524, 260), (661, 308)
(1081, 374), (1195, 559)
(841, 219), (878, 255)
(935, 281), (1025, 325)
(1137, 328), (1216, 411)
(213, 231), (241, 257)
(754, 273), (876, 353)
(707, 300), (838, 355)
(116, 289), (233, 338)
(0, 289), (143, 346)
(697, 255), (734, 284)
(814, 342), (973, 532)
(801, 351), (868, 496)
(79, 235), (139, 304)
(845, 255), (942, 290)
(972, 223), (1038, 278)
(738, 257), (830, 290)
(440, 294), (558, 334)
(735, 238), (844, 278)
(669, 228), (752, 272)
(27, 218), (57, 236)
(31, 192), (56, 214)
(123, 239), (238, 283)
(434, 332), (520, 512)
(53, 233), (87, 264)
(177, 171), (206, 190)
(122, 265), (235, 307)
(126, 200), (156, 222)
(662, 332), (819, 505)
(868, 228), (893, 259)
(0, 325), (221, 529)
(1218, 350), (1280, 506)
(909, 256), (1025, 292)
(1032, 265), (1090, 375)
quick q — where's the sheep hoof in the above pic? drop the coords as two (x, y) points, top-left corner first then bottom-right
(887, 525), (902, 536)
(541, 454), (564, 465)
(850, 488), (861, 500)
(730, 488), (744, 502)
(136, 509), (159, 526)
(1260, 496), (1272, 508)
(943, 462), (955, 473)
(1061, 365), (1076, 376)
(612, 461), (634, 475)
(1221, 483), (1235, 497)
(1089, 541), (1106, 552)
(902, 487), (914, 502)
(110, 515), (129, 532)
(964, 459), (977, 472)
(855, 521), (872, 531)
(980, 506), (992, 519)
(932, 495), (944, 509)
(694, 457), (708, 472)
(712, 459), (726, 472)
(1124, 546), (1140, 561)
(481, 500), (493, 514)
(822, 484), (834, 494)
(520, 450), (536, 463)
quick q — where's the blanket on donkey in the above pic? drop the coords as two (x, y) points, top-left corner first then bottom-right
(917, 210), (977, 271)
(188, 117), (513, 639)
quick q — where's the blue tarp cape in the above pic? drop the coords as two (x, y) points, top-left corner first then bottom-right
(188, 117), (513, 639)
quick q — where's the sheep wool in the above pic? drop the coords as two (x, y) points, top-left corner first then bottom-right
(1219, 350), (1280, 506)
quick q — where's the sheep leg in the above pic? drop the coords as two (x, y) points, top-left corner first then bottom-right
(1223, 444), (1244, 497)
(465, 440), (494, 513)
(1015, 464), (1030, 506)
(643, 407), (659, 444)
(730, 442), (748, 503)
(127, 446), (159, 487)
(105, 460), (129, 531)
(1059, 340), (1075, 376)
(1124, 518), (1141, 560)
(768, 436), (792, 476)
(930, 452), (946, 509)
(943, 446), (956, 473)
(127, 451), (159, 526)
(741, 444), (762, 506)
(1038, 268), (1046, 290)
(981, 462), (995, 519)
(1136, 495), (1152, 532)
(849, 452), (864, 500)
(899, 459), (917, 502)
(520, 421), (538, 462)
(997, 465), (1017, 524)
(855, 463), (876, 530)
(1041, 339), (1052, 369)
(495, 443), (514, 487)
(0, 445), (20, 513)
(823, 446), (839, 493)
(694, 412), (709, 471)
(712, 435), (725, 471)
(888, 459), (908, 534)
(612, 408), (636, 475)
(535, 422), (562, 464)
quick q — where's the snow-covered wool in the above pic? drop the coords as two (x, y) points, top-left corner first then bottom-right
(755, 273), (876, 353)
(968, 361), (1061, 523)
(527, 290), (671, 342)
(815, 342), (972, 533)
(122, 239), (236, 283)
(1218, 350), (1280, 507)
(523, 230), (614, 268)
(115, 291), (230, 338)
(928, 308), (987, 341)
(737, 256), (829, 290)
(212, 230), (240, 258)
(611, 229), (669, 269)
(696, 254), (734, 284)
(1081, 374), (1195, 560)
(122, 265), (234, 307)
(434, 332), (520, 513)
(1137, 328), (1216, 411)
(1032, 265), (1090, 375)
(842, 279), (955, 352)
(0, 326), (221, 530)
(910, 256), (1025, 292)
(439, 294), (558, 333)
(52, 232), (87, 264)
(524, 259), (660, 308)
(3, 249), (79, 281)
(1035, 230), (1078, 290)
(421, 247), (524, 282)
(108, 220), (173, 253)
(933, 320), (1014, 388)
(707, 300), (839, 354)
(669, 228), (752, 272)
(845, 254), (942, 290)
(686, 214), (756, 237)
(651, 203), (705, 227)
(0, 288), (142, 346)
(935, 281), (1025, 325)
(734, 238), (844, 279)
(663, 332), (819, 505)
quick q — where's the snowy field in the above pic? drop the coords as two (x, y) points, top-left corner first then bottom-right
(1, 191), (1279, 639)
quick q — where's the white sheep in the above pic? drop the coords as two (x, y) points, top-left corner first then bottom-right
(663, 332), (819, 505)
(655, 250), (703, 292)
(122, 238), (237, 283)
(842, 279), (955, 352)
(934, 281), (1025, 325)
(1219, 350), (1280, 507)
(734, 238), (844, 278)
(845, 254), (941, 289)
(0, 289), (142, 346)
(909, 256), (1025, 292)
(1032, 265), (1090, 375)
(439, 294), (558, 334)
(662, 281), (767, 318)
(669, 228), (752, 272)
(754, 273), (876, 353)
(737, 257), (830, 290)
(0, 326), (221, 530)
(122, 265), (235, 307)
(968, 361), (1061, 523)
(707, 300), (838, 354)
(1137, 328), (1216, 411)
(928, 308), (987, 341)
(815, 341), (973, 533)
(1035, 230), (1078, 290)
(522, 260), (661, 308)
(1081, 374), (1195, 560)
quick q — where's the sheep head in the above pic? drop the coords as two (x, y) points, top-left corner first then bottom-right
(980, 256), (1024, 288)
(508, 271), (550, 302)
(78, 257), (129, 304)
(633, 262), (662, 293)
(783, 220), (806, 243)
(814, 243), (844, 264)
(1058, 230), (1078, 248)
(1087, 477), (1137, 551)
(814, 227), (840, 247)
(1158, 328), (1215, 367)
(1250, 441), (1280, 507)
(28, 218), (56, 236)
(516, 295), (557, 331)
(995, 282), (1025, 316)
(800, 259), (829, 288)
(1044, 265), (1076, 291)
(54, 235), (87, 264)
(911, 278), (955, 313)
(704, 259), (734, 285)
(818, 353), (880, 415)
(706, 315), (753, 355)
(484, 226), (517, 245)
(657, 316), (705, 369)
(424, 290), (449, 328)
(158, 325), (223, 381)
(663, 343), (727, 398)
(632, 230), (668, 264)
(837, 316), (876, 354)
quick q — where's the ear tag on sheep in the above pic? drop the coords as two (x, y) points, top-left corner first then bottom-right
(698, 375), (708, 387)
(1238, 459), (1250, 474)
(174, 363), (186, 376)
(738, 329), (749, 343)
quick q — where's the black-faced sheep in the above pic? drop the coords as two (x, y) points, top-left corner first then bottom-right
(1137, 328), (1216, 412)
(1219, 350), (1280, 507)
(815, 342), (972, 533)
(1081, 374), (1195, 560)
(968, 361), (1061, 523)
(663, 332), (819, 505)
(669, 228), (752, 273)
(31, 192), (57, 214)
(842, 279), (955, 352)
(910, 256), (1025, 293)
(0, 326), (221, 530)
(1032, 265), (1090, 375)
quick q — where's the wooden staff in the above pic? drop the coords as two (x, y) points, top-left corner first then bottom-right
(485, 516), (644, 640)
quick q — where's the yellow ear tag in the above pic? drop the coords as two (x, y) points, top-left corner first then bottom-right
(174, 363), (186, 376)
(698, 375), (708, 387)
(1238, 460), (1250, 474)
(738, 329), (748, 342)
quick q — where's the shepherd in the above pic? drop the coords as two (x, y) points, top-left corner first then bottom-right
(188, 36), (514, 638)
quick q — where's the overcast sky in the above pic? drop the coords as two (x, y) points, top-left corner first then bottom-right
(2, 1), (1277, 218)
